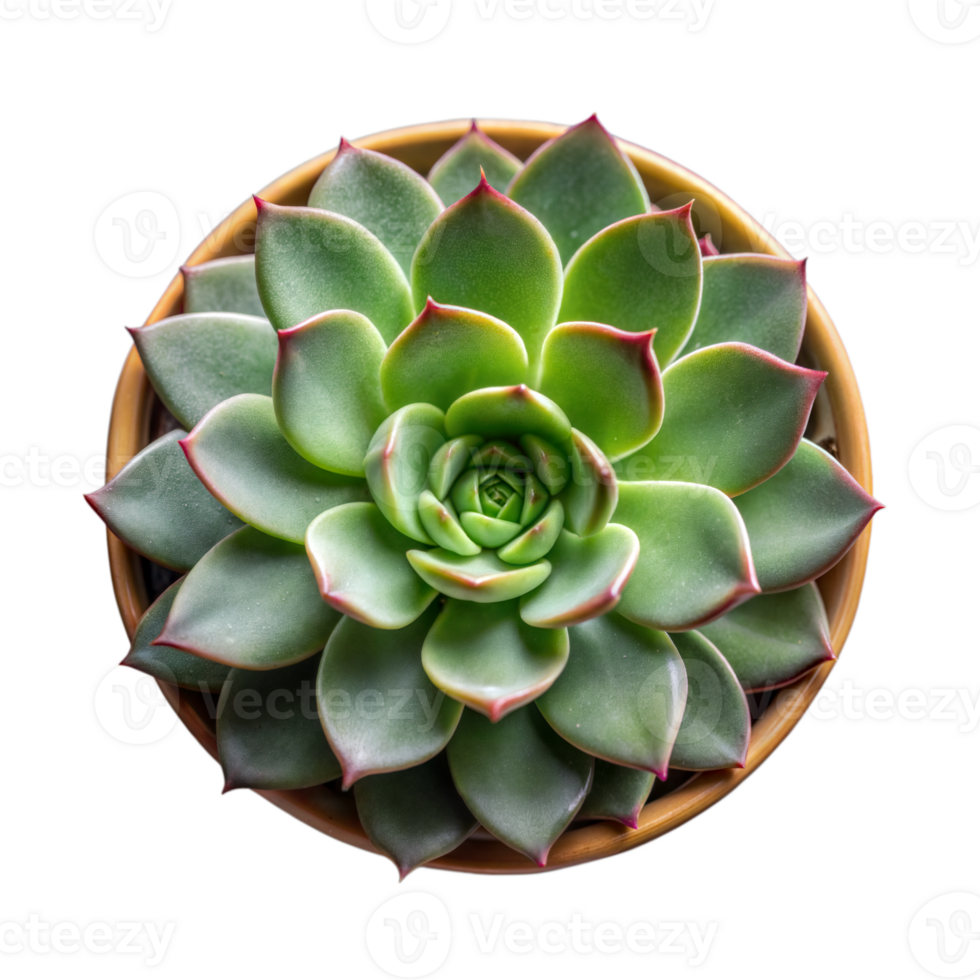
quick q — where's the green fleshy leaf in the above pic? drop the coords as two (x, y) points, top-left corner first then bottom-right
(380, 300), (527, 413)
(406, 549), (551, 603)
(520, 434), (568, 494)
(449, 467), (482, 515)
(519, 524), (638, 628)
(667, 630), (751, 770)
(307, 138), (443, 277)
(364, 403), (446, 544)
(254, 200), (414, 343)
(578, 759), (655, 829)
(558, 204), (702, 367)
(353, 753), (478, 879)
(182, 255), (264, 317)
(458, 512), (522, 548)
(621, 343), (826, 495)
(539, 322), (663, 461)
(411, 177), (562, 375)
(273, 310), (388, 477)
(129, 313), (276, 429)
(418, 490), (480, 556)
(216, 654), (341, 791)
(317, 607), (462, 787)
(427, 122), (523, 205)
(422, 599), (568, 721)
(306, 502), (438, 629)
(558, 428), (618, 538)
(446, 705), (593, 866)
(497, 499), (564, 565)
(445, 385), (571, 451)
(155, 525), (340, 669)
(121, 578), (229, 692)
(733, 438), (882, 592)
(615, 481), (759, 631)
(428, 435), (483, 500)
(698, 583), (834, 692)
(507, 115), (649, 266)
(680, 255), (807, 362)
(519, 474), (549, 526)
(182, 394), (369, 544)
(538, 614), (686, 778)
(86, 430), (242, 571)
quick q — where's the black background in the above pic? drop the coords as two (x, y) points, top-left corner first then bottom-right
(0, 0), (980, 976)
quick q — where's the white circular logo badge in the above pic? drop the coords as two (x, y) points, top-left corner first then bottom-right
(909, 0), (980, 43)
(366, 892), (451, 978)
(909, 893), (980, 978)
(94, 191), (180, 278)
(909, 425), (980, 511)
(365, 0), (452, 43)
(94, 666), (177, 745)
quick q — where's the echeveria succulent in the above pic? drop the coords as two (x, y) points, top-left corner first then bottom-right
(89, 116), (881, 877)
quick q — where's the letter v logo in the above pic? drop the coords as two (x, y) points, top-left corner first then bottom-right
(366, 0), (453, 43)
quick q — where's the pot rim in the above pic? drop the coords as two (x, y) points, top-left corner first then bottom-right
(103, 118), (873, 874)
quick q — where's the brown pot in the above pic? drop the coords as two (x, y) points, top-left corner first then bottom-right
(103, 119), (874, 874)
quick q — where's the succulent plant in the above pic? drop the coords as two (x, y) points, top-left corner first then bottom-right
(89, 116), (881, 877)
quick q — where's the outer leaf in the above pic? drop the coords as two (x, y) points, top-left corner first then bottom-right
(427, 121), (523, 205)
(182, 255), (264, 317)
(519, 524), (638, 628)
(121, 578), (229, 692)
(85, 430), (243, 571)
(698, 583), (834, 692)
(307, 137), (443, 277)
(615, 481), (760, 631)
(539, 323), (663, 460)
(155, 525), (340, 669)
(733, 438), (882, 591)
(626, 343), (826, 496)
(406, 549), (551, 603)
(317, 607), (462, 788)
(306, 502), (438, 629)
(428, 434), (483, 500)
(507, 115), (649, 266)
(578, 760), (655, 829)
(273, 310), (388, 477)
(445, 385), (571, 447)
(254, 199), (414, 343)
(447, 705), (593, 866)
(680, 254), (807, 362)
(537, 614), (686, 779)
(668, 630), (751, 770)
(181, 394), (369, 544)
(380, 300), (527, 412)
(558, 204), (702, 366)
(497, 499), (564, 564)
(353, 753), (478, 879)
(422, 599), (569, 722)
(364, 403), (446, 544)
(411, 176), (562, 375)
(129, 313), (276, 429)
(558, 428), (618, 538)
(216, 654), (341, 791)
